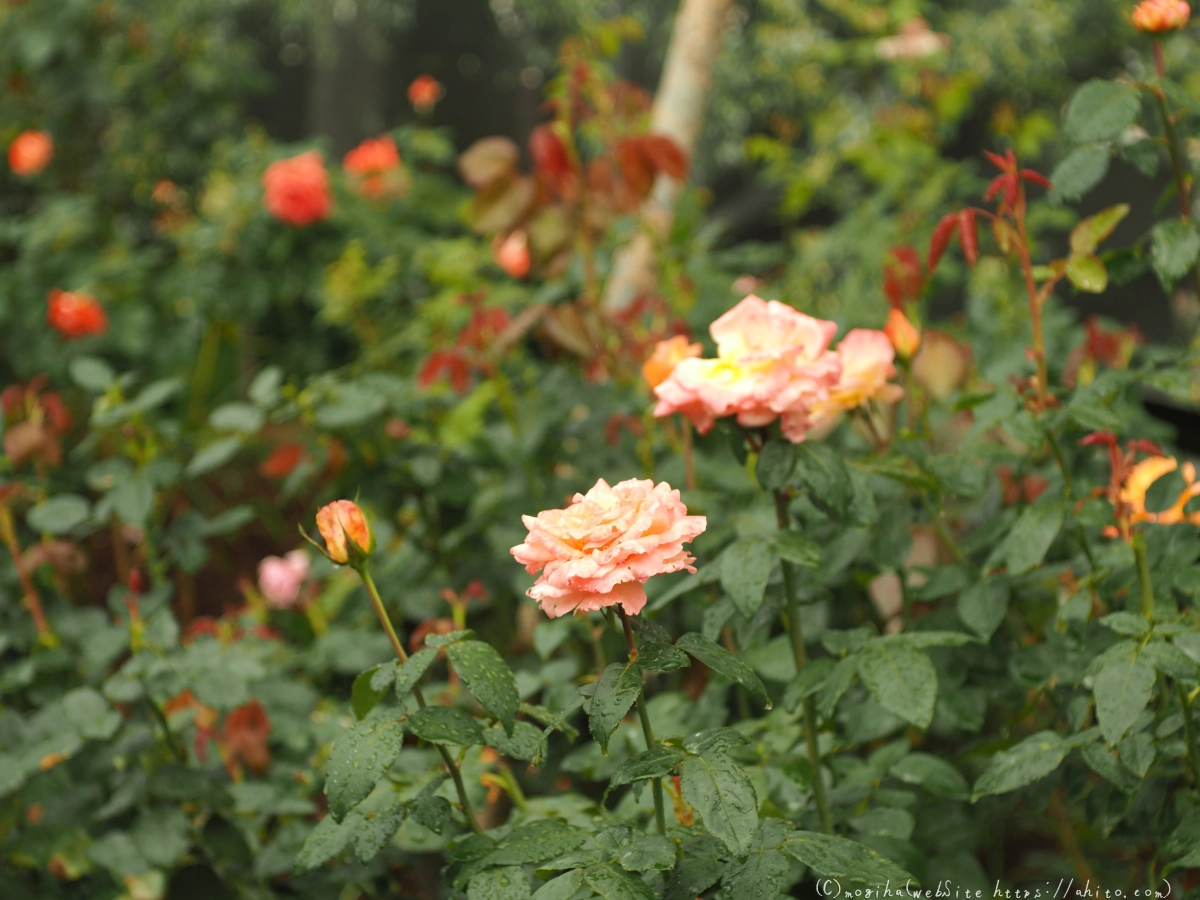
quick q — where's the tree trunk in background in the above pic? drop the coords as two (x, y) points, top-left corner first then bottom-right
(602, 0), (733, 311)
(307, 20), (386, 156)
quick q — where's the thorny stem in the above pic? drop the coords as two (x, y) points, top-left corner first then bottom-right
(360, 569), (483, 835)
(1177, 682), (1200, 794)
(613, 608), (668, 835)
(1131, 530), (1156, 619)
(0, 506), (52, 641)
(774, 490), (834, 834)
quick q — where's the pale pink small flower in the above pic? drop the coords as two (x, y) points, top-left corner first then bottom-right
(258, 550), (311, 609)
(809, 329), (904, 430)
(653, 295), (842, 442)
(511, 478), (706, 618)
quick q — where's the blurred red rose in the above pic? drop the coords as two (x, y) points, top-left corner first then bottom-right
(8, 130), (53, 177)
(47, 289), (107, 339)
(262, 150), (332, 226)
(408, 75), (444, 112)
(343, 135), (404, 199)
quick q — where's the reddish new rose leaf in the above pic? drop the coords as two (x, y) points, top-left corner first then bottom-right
(1020, 169), (1052, 189)
(640, 134), (688, 180)
(958, 210), (979, 266)
(883, 244), (923, 308)
(928, 212), (962, 272)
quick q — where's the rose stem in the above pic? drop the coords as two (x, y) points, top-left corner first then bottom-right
(360, 569), (483, 835)
(0, 506), (51, 641)
(612, 607), (668, 835)
(681, 416), (696, 491)
(773, 489), (834, 834)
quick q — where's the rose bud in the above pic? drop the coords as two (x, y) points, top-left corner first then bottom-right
(884, 308), (921, 361)
(1132, 0), (1190, 33)
(315, 500), (373, 565)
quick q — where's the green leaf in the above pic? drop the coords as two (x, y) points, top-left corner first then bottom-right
(185, 437), (242, 477)
(817, 655), (860, 719)
(595, 825), (677, 871)
(484, 721), (544, 761)
(448, 640), (520, 734)
(973, 731), (1071, 797)
(1094, 648), (1155, 745)
(532, 870), (585, 900)
(679, 751), (758, 857)
(248, 366), (284, 406)
(406, 706), (484, 747)
(637, 641), (690, 672)
(676, 632), (771, 707)
(957, 580), (1008, 640)
(111, 470), (156, 528)
(27, 494), (90, 535)
(1049, 145), (1110, 202)
(1066, 254), (1107, 293)
(1000, 501), (1063, 576)
(589, 661), (643, 753)
(1081, 742), (1141, 793)
(426, 629), (473, 648)
(486, 819), (587, 866)
(69, 356), (116, 392)
(794, 442), (852, 516)
(783, 658), (835, 713)
(781, 831), (915, 886)
(771, 531), (821, 569)
(723, 821), (791, 896)
(1141, 640), (1200, 680)
(582, 863), (656, 900)
(325, 712), (406, 821)
(1151, 219), (1200, 291)
(1099, 612), (1150, 636)
(1117, 732), (1155, 778)
(720, 539), (773, 617)
(352, 666), (390, 720)
(889, 753), (969, 799)
(755, 439), (796, 491)
(468, 867), (532, 900)
(1064, 80), (1140, 144)
(609, 745), (687, 788)
(857, 640), (937, 730)
(410, 775), (451, 835)
(295, 816), (352, 871)
(665, 857), (725, 900)
(395, 647), (438, 697)
(132, 806), (191, 868)
(63, 687), (121, 740)
(209, 403), (263, 434)
(1070, 204), (1130, 255)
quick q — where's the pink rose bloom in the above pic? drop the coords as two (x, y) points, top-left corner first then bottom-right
(511, 478), (707, 618)
(809, 329), (905, 430)
(653, 294), (841, 442)
(258, 550), (311, 609)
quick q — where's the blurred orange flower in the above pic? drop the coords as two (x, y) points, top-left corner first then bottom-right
(8, 130), (52, 176)
(47, 289), (107, 340)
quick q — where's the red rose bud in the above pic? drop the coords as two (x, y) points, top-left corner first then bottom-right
(315, 500), (373, 565)
(1132, 0), (1190, 32)
(8, 130), (53, 177)
(492, 229), (531, 279)
(262, 150), (333, 227)
(884, 308), (921, 361)
(408, 75), (444, 113)
(47, 289), (107, 340)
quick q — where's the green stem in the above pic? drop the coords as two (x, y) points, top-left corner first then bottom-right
(1131, 530), (1155, 620)
(774, 490), (834, 834)
(1046, 431), (1072, 500)
(1151, 46), (1200, 332)
(613, 608), (667, 835)
(1177, 683), (1200, 794)
(920, 493), (970, 569)
(360, 569), (483, 835)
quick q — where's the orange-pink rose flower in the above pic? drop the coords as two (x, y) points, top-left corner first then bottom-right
(262, 150), (333, 227)
(642, 335), (702, 390)
(652, 294), (841, 442)
(1132, 0), (1190, 33)
(492, 229), (531, 279)
(511, 478), (706, 618)
(315, 500), (372, 564)
(809, 329), (904, 430)
(8, 130), (53, 177)
(408, 75), (444, 112)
